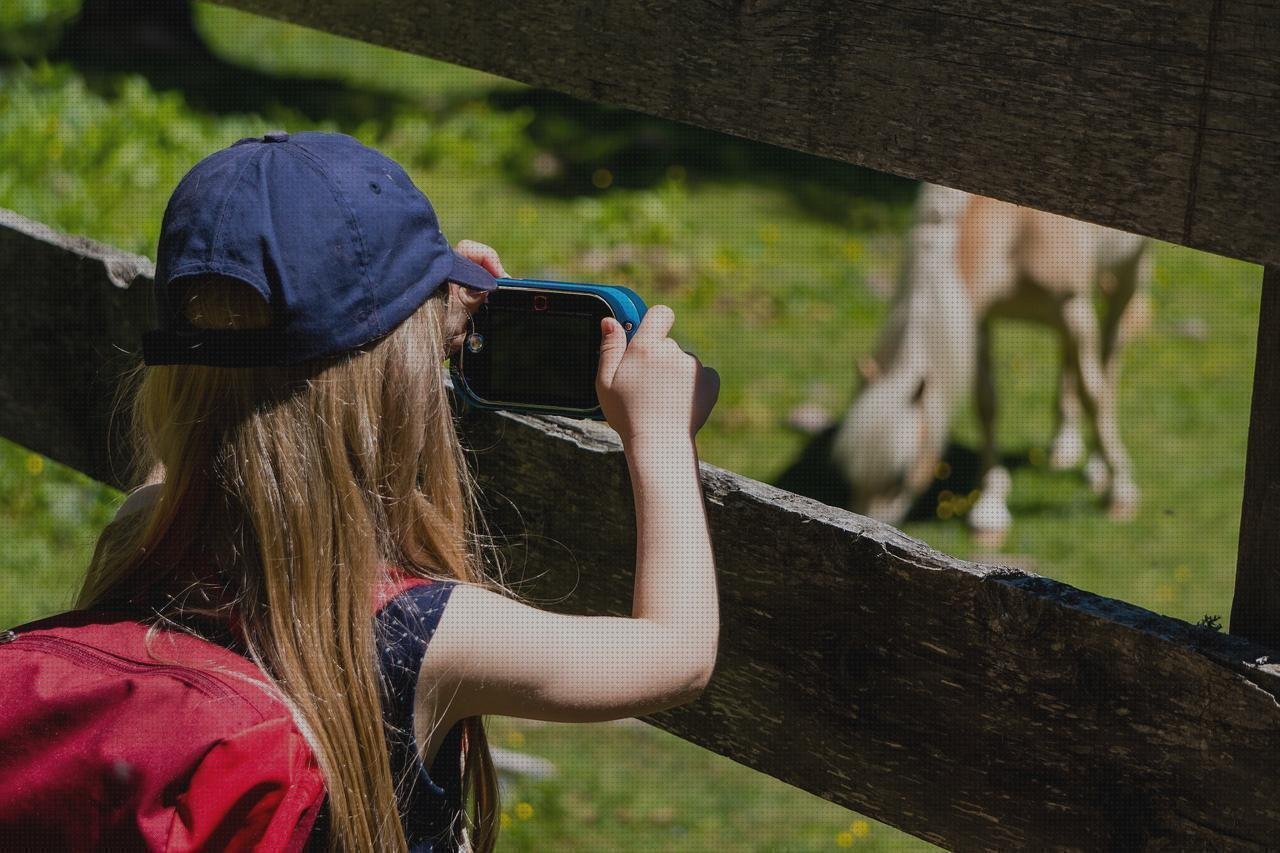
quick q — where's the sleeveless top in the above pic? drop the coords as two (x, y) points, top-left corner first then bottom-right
(297, 578), (466, 851)
(375, 579), (466, 852)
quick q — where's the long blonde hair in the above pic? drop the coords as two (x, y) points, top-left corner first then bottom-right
(79, 276), (500, 852)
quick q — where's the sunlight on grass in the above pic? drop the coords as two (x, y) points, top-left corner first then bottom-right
(0, 5), (1266, 848)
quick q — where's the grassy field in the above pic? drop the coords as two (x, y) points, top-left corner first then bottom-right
(0, 3), (1265, 850)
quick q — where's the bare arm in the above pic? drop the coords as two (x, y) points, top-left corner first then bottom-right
(420, 304), (721, 724)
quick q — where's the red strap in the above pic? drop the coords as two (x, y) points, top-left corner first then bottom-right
(373, 570), (434, 612)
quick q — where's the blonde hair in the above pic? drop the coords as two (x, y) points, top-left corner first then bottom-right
(80, 276), (500, 852)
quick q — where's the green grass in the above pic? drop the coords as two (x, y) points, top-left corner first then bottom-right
(487, 718), (920, 852)
(0, 443), (119, 625)
(194, 3), (520, 103)
(0, 4), (1264, 850)
(902, 244), (1260, 627)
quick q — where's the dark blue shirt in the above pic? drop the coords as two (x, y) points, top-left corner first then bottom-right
(375, 580), (464, 853)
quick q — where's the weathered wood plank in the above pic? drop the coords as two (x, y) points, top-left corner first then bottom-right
(1231, 265), (1280, 648)
(465, 411), (1280, 852)
(4, 212), (1280, 850)
(1188, 0), (1280, 264)
(0, 210), (153, 488)
(209, 0), (1279, 266)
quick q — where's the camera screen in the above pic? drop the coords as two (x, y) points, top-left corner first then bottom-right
(460, 290), (609, 411)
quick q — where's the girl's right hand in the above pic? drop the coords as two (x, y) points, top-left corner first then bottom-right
(595, 305), (719, 445)
(424, 303), (720, 730)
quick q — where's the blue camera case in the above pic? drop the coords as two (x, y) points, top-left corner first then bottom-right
(450, 278), (647, 420)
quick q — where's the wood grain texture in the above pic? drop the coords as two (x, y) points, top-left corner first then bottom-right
(5, 212), (1280, 849)
(461, 410), (1280, 850)
(1187, 0), (1280, 265)
(211, 0), (1279, 266)
(0, 209), (153, 488)
(1231, 265), (1280, 648)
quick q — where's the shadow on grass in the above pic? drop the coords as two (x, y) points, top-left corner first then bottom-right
(488, 87), (919, 227)
(46, 0), (418, 131)
(30, 0), (918, 224)
(773, 427), (1076, 523)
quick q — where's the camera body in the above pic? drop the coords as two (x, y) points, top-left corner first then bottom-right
(450, 278), (647, 419)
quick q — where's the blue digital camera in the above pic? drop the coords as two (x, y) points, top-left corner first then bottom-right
(450, 278), (647, 419)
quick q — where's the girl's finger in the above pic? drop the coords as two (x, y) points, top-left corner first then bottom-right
(454, 239), (509, 278)
(597, 317), (628, 388)
(632, 305), (676, 347)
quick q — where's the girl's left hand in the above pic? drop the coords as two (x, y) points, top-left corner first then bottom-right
(446, 240), (509, 354)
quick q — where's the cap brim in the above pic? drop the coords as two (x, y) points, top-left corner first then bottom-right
(448, 253), (499, 292)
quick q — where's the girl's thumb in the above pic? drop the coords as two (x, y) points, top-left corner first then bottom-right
(597, 317), (627, 385)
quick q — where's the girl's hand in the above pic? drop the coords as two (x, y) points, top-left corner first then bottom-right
(596, 305), (720, 444)
(445, 240), (508, 355)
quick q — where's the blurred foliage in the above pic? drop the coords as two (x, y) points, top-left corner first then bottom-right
(0, 441), (118, 625)
(0, 0), (78, 57)
(0, 0), (1260, 633)
(0, 62), (277, 253)
(490, 88), (918, 232)
(0, 8), (926, 849)
(191, 2), (518, 105)
(0, 3), (1265, 850)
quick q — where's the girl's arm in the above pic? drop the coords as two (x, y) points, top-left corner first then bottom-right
(421, 305), (721, 722)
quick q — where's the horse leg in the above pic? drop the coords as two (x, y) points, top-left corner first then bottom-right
(1049, 350), (1088, 471)
(1054, 333), (1110, 493)
(1086, 246), (1148, 496)
(1102, 247), (1151, 361)
(969, 319), (1012, 546)
(1062, 294), (1140, 520)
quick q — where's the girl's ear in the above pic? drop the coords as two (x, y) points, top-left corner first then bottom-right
(182, 275), (271, 330)
(443, 283), (487, 358)
(449, 281), (488, 316)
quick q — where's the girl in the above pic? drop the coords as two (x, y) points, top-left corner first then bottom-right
(81, 131), (720, 851)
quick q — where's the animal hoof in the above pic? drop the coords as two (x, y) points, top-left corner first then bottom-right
(1108, 500), (1139, 522)
(969, 470), (1012, 550)
(1108, 478), (1140, 521)
(1084, 454), (1111, 494)
(1049, 432), (1087, 470)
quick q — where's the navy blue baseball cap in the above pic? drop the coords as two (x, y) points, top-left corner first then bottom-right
(142, 130), (497, 367)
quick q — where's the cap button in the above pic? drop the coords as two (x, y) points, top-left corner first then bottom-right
(262, 130), (290, 143)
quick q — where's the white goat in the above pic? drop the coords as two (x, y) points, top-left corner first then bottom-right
(832, 184), (1151, 545)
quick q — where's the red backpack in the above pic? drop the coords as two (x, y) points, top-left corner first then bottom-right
(0, 575), (435, 851)
(0, 608), (328, 851)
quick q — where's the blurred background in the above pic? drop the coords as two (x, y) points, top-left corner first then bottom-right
(0, 2), (1263, 849)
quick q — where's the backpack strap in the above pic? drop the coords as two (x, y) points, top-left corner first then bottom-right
(374, 572), (434, 612)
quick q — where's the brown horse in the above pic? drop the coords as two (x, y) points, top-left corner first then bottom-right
(832, 184), (1150, 545)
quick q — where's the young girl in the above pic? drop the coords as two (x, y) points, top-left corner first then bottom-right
(81, 131), (720, 851)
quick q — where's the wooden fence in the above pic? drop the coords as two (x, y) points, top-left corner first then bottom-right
(3, 1), (1279, 849)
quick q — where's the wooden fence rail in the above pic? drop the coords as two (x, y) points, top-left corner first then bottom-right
(4, 208), (1280, 850)
(211, 0), (1280, 268)
(7, 0), (1280, 849)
